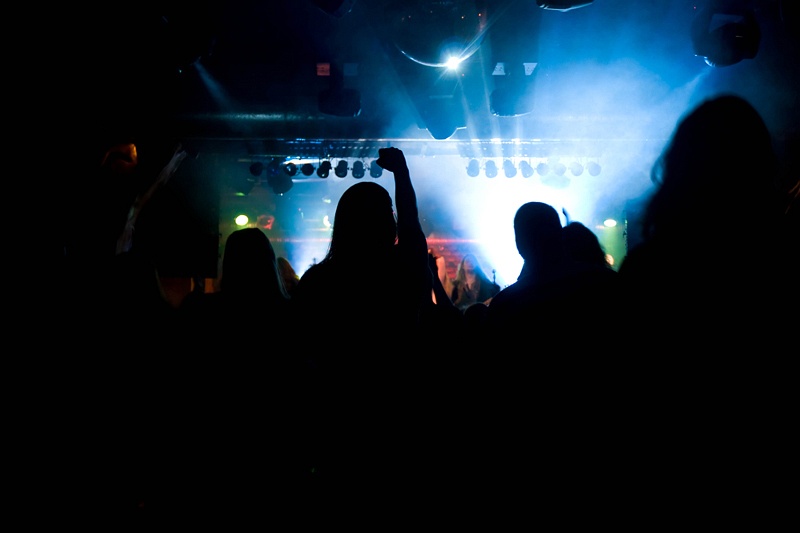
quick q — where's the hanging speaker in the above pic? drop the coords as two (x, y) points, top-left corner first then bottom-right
(691, 4), (760, 67)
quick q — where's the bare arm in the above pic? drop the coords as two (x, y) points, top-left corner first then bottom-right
(430, 252), (457, 309)
(376, 147), (422, 237)
(376, 147), (428, 257)
(116, 143), (189, 254)
(376, 146), (432, 298)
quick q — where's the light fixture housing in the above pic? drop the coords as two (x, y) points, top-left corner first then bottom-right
(335, 160), (349, 178)
(520, 160), (534, 178)
(352, 160), (365, 179)
(317, 160), (332, 178)
(266, 158), (281, 177)
(268, 174), (293, 195)
(369, 160), (383, 178)
(503, 160), (517, 178)
(536, 162), (550, 175)
(249, 162), (264, 177)
(301, 163), (315, 176)
(485, 160), (498, 178)
(467, 159), (480, 177)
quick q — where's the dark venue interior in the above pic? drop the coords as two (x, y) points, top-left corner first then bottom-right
(46, 0), (800, 294)
(34, 0), (800, 522)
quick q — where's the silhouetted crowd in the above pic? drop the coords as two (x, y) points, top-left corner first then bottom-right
(50, 95), (797, 527)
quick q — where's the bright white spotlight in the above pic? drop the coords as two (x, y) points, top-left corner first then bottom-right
(445, 56), (463, 70)
(390, 2), (487, 69)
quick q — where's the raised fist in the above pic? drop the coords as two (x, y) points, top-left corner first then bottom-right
(376, 147), (408, 173)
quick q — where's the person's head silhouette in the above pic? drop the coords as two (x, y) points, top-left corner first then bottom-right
(513, 201), (563, 266)
(220, 227), (286, 298)
(644, 94), (779, 241)
(563, 221), (609, 268)
(327, 182), (397, 262)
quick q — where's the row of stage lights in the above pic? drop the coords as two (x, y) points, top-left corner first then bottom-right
(250, 158), (384, 180)
(250, 157), (600, 180)
(312, 159), (384, 179)
(232, 157), (385, 196)
(467, 159), (601, 178)
(234, 156), (602, 195)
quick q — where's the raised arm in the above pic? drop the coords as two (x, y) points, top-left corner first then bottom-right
(376, 146), (432, 299)
(115, 143), (188, 254)
(376, 147), (425, 249)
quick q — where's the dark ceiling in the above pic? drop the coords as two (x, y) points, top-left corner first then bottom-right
(51, 0), (800, 159)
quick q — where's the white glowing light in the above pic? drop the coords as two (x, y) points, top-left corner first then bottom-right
(235, 214), (249, 226)
(445, 56), (462, 70)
